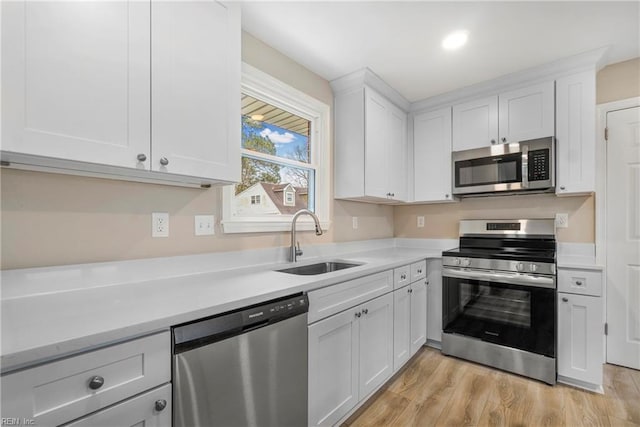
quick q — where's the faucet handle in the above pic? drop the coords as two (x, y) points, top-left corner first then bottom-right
(295, 241), (303, 257)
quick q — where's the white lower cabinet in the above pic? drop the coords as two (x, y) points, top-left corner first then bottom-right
(308, 292), (394, 426)
(393, 280), (427, 372)
(426, 259), (443, 345)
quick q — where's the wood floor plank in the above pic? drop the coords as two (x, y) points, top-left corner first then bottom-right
(387, 347), (443, 401)
(433, 368), (494, 426)
(477, 371), (532, 427)
(346, 390), (411, 427)
(564, 385), (610, 427)
(603, 364), (640, 424)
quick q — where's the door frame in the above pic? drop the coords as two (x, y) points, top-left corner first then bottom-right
(595, 96), (640, 363)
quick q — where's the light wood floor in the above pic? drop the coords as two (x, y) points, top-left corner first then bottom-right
(343, 347), (640, 427)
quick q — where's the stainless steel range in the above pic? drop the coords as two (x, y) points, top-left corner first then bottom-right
(441, 219), (557, 384)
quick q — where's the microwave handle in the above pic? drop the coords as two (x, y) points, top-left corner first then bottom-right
(521, 145), (529, 188)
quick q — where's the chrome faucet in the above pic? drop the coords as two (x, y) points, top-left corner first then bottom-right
(290, 209), (323, 262)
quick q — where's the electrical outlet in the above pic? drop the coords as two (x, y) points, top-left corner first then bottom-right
(195, 215), (215, 236)
(352, 217), (359, 230)
(417, 216), (425, 228)
(555, 213), (569, 229)
(152, 212), (169, 237)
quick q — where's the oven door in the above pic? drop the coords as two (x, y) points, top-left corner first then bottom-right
(442, 270), (556, 357)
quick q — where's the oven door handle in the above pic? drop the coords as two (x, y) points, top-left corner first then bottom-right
(442, 267), (556, 289)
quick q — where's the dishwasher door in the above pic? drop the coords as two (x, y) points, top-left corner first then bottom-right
(173, 295), (308, 427)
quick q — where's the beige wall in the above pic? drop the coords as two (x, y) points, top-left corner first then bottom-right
(597, 57), (640, 104)
(394, 194), (594, 242)
(0, 32), (394, 270)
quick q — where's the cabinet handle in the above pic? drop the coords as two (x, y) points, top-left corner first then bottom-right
(137, 153), (147, 162)
(560, 186), (566, 191)
(355, 311), (361, 318)
(491, 139), (496, 144)
(575, 280), (583, 286)
(409, 288), (413, 294)
(562, 297), (569, 302)
(160, 157), (169, 166)
(362, 308), (369, 315)
(88, 375), (104, 390)
(401, 274), (407, 280)
(501, 137), (507, 143)
(155, 399), (167, 412)
(417, 269), (423, 274)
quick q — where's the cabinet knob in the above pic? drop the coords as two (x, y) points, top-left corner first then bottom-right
(409, 288), (413, 294)
(88, 375), (104, 390)
(155, 399), (167, 412)
(575, 280), (583, 286)
(425, 280), (429, 285)
(445, 194), (449, 199)
(137, 153), (147, 162)
(355, 311), (361, 318)
(362, 308), (369, 315)
(417, 269), (423, 274)
(501, 137), (507, 143)
(560, 186), (566, 191)
(160, 157), (169, 166)
(401, 274), (406, 280)
(491, 139), (496, 144)
(562, 297), (569, 303)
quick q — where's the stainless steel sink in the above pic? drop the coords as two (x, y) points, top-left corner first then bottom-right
(276, 261), (362, 275)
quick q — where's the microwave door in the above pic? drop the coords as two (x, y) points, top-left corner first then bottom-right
(454, 152), (522, 194)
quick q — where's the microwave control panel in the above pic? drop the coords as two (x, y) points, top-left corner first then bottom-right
(528, 149), (550, 181)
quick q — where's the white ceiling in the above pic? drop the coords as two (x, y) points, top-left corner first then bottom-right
(241, 1), (640, 103)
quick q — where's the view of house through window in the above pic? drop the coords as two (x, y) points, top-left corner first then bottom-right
(231, 94), (315, 218)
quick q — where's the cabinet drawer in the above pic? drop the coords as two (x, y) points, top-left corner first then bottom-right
(1, 331), (170, 427)
(394, 265), (411, 289)
(308, 270), (393, 324)
(411, 260), (427, 282)
(558, 268), (602, 296)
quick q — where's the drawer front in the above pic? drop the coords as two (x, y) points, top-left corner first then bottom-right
(393, 265), (411, 289)
(411, 260), (427, 282)
(1, 331), (170, 427)
(308, 270), (393, 324)
(64, 383), (171, 427)
(558, 268), (602, 296)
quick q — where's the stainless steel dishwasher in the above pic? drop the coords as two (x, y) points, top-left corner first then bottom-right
(172, 293), (309, 427)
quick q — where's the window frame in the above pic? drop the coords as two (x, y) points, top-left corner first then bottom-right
(222, 63), (330, 234)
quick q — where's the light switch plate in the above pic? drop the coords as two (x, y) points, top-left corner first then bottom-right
(352, 217), (358, 230)
(555, 213), (569, 228)
(195, 215), (215, 236)
(152, 212), (169, 237)
(417, 216), (425, 228)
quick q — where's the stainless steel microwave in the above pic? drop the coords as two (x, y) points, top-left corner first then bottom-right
(452, 137), (555, 197)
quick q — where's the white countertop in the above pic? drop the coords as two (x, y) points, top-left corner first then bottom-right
(1, 245), (441, 374)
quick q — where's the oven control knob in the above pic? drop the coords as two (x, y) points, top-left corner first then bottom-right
(462, 258), (471, 267)
(454, 258), (461, 266)
(516, 262), (524, 272)
(530, 264), (538, 272)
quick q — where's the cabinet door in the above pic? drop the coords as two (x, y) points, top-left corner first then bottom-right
(556, 71), (596, 195)
(364, 89), (390, 199)
(413, 107), (454, 202)
(558, 293), (603, 385)
(65, 384), (171, 427)
(452, 96), (498, 151)
(426, 259), (443, 344)
(498, 81), (555, 144)
(388, 103), (408, 201)
(410, 281), (427, 356)
(359, 293), (394, 398)
(1, 1), (150, 168)
(308, 308), (359, 426)
(393, 286), (411, 372)
(151, 1), (240, 182)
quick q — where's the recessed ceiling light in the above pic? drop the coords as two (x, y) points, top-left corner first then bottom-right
(250, 114), (265, 121)
(442, 30), (468, 51)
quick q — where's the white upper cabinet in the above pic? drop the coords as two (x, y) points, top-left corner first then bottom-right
(452, 81), (555, 151)
(452, 96), (499, 151)
(412, 107), (454, 202)
(1, 1), (151, 168)
(1, 0), (240, 187)
(498, 81), (555, 144)
(151, 1), (240, 182)
(333, 70), (409, 203)
(555, 70), (596, 195)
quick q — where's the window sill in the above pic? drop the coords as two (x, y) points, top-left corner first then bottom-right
(222, 218), (331, 234)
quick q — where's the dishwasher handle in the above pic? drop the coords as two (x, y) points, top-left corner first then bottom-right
(173, 293), (308, 354)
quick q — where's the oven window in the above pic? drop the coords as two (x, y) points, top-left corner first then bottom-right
(460, 282), (531, 328)
(455, 152), (521, 187)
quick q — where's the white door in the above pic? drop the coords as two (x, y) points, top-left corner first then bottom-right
(1, 1), (151, 168)
(393, 286), (411, 371)
(364, 88), (390, 199)
(308, 308), (359, 426)
(388, 103), (408, 201)
(606, 106), (640, 369)
(358, 293), (394, 398)
(413, 108), (454, 202)
(410, 281), (428, 355)
(452, 95), (499, 151)
(558, 293), (603, 384)
(498, 81), (555, 144)
(151, 0), (240, 181)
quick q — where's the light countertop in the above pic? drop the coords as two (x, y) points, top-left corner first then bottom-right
(1, 246), (441, 374)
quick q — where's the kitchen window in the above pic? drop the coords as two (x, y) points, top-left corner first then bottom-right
(222, 64), (330, 233)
